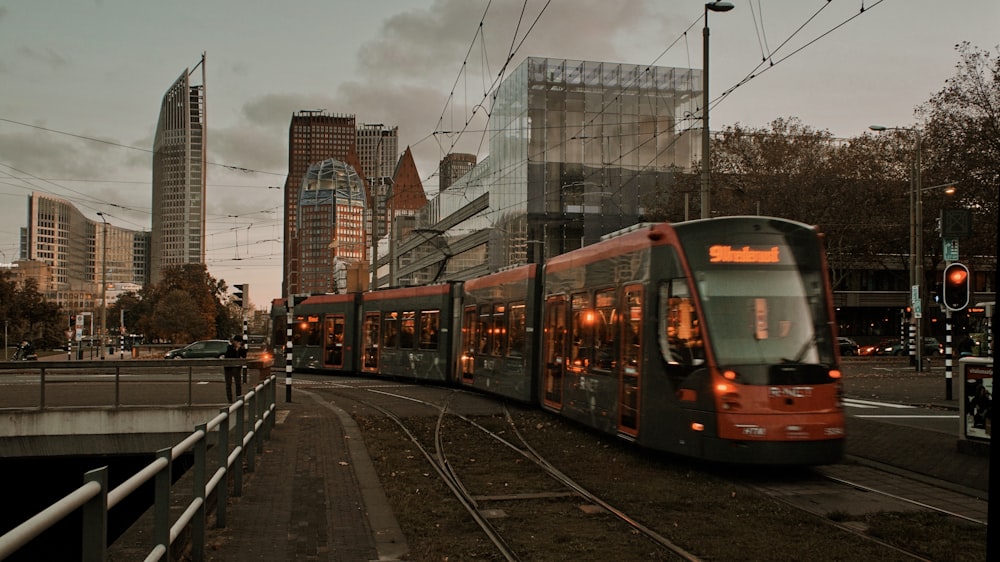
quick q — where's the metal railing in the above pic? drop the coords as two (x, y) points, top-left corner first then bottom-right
(0, 374), (278, 561)
(0, 358), (272, 409)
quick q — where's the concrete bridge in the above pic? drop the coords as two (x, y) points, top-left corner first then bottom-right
(0, 358), (272, 457)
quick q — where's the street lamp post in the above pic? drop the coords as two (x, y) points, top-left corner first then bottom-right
(96, 212), (108, 360)
(701, 1), (734, 219)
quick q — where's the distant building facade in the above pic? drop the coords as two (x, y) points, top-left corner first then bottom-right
(296, 159), (368, 294)
(283, 111), (358, 295)
(150, 55), (207, 284)
(438, 153), (476, 192)
(21, 192), (146, 313)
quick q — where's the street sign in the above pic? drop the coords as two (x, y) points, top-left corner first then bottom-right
(944, 238), (959, 261)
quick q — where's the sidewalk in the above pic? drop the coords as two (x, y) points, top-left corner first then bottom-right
(840, 358), (990, 494)
(203, 388), (406, 561)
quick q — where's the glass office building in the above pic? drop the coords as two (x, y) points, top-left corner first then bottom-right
(398, 57), (701, 284)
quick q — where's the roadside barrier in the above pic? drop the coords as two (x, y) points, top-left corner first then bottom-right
(0, 374), (278, 561)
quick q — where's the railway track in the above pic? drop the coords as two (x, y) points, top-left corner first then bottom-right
(354, 386), (700, 561)
(304, 377), (986, 561)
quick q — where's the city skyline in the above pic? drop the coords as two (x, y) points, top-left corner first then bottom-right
(0, 1), (996, 305)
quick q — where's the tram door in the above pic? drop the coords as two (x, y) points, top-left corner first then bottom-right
(543, 296), (567, 408)
(324, 315), (345, 368)
(362, 312), (380, 373)
(460, 306), (476, 383)
(619, 286), (642, 436)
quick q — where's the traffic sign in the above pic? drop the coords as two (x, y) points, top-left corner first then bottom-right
(943, 238), (959, 261)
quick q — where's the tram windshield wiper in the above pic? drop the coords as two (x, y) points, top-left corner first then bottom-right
(782, 332), (815, 364)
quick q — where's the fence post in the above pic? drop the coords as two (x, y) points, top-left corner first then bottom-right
(245, 395), (257, 474)
(81, 467), (108, 562)
(216, 408), (230, 529)
(153, 448), (172, 554)
(191, 424), (207, 561)
(234, 404), (245, 496)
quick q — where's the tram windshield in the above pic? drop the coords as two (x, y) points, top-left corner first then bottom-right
(698, 267), (835, 370)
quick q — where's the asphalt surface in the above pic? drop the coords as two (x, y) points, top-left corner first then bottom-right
(190, 357), (990, 561)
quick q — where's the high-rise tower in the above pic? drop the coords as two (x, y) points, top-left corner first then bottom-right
(150, 54), (206, 284)
(283, 111), (356, 296)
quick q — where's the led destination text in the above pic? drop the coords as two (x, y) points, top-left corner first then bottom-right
(709, 245), (781, 264)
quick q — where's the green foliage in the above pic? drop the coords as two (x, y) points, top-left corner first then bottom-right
(140, 264), (229, 343)
(0, 270), (65, 349)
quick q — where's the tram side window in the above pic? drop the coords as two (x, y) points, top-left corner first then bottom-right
(292, 315), (307, 347)
(508, 303), (526, 357)
(660, 279), (705, 371)
(419, 310), (440, 350)
(492, 304), (507, 356)
(478, 305), (492, 354)
(305, 315), (322, 346)
(593, 289), (617, 371)
(400, 311), (416, 349)
(570, 293), (593, 370)
(382, 313), (399, 348)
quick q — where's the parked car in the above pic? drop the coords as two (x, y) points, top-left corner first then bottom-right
(838, 337), (860, 356)
(875, 337), (942, 357)
(164, 339), (230, 359)
(858, 342), (881, 356)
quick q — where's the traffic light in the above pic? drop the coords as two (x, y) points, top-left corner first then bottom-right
(942, 263), (970, 311)
(233, 284), (247, 308)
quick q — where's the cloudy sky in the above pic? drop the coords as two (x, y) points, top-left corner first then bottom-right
(0, 0), (996, 306)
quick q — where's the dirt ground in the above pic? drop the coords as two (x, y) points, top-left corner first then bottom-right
(356, 394), (984, 561)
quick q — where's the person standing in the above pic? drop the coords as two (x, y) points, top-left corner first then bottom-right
(224, 335), (247, 402)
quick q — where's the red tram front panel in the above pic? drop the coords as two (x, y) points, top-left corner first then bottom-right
(542, 219), (845, 465)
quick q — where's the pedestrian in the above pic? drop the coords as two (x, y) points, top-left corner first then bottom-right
(957, 334), (974, 357)
(224, 335), (247, 402)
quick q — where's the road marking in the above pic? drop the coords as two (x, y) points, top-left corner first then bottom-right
(855, 414), (959, 419)
(843, 398), (915, 409)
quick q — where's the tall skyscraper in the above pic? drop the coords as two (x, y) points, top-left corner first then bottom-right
(357, 124), (399, 184)
(150, 54), (206, 284)
(283, 111), (357, 296)
(295, 159), (367, 294)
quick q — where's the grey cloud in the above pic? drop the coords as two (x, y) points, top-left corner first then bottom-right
(16, 46), (69, 70)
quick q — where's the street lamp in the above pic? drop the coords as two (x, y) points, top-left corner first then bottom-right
(701, 1), (734, 219)
(96, 212), (108, 360)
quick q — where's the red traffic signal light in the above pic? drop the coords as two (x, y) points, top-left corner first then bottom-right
(942, 263), (970, 311)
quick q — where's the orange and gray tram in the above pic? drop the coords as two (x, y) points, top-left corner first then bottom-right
(540, 218), (845, 464)
(459, 263), (543, 403)
(287, 217), (844, 464)
(291, 293), (360, 374)
(358, 283), (460, 382)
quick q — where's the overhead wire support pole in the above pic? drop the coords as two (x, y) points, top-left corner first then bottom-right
(700, 2), (734, 220)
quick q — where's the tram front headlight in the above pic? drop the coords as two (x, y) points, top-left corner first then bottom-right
(715, 382), (742, 410)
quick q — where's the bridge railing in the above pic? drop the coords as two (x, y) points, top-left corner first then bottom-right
(0, 374), (278, 561)
(0, 358), (273, 410)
